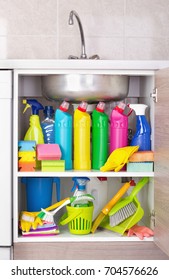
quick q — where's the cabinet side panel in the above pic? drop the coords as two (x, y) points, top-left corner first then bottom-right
(154, 67), (169, 256)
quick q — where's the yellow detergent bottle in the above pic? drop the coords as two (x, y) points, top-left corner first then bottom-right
(74, 101), (91, 170)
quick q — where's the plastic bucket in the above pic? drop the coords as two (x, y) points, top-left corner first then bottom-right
(21, 177), (60, 212)
(60, 202), (94, 235)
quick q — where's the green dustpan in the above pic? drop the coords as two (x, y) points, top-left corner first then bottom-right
(100, 177), (149, 235)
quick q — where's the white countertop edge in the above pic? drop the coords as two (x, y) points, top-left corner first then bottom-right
(0, 59), (169, 70)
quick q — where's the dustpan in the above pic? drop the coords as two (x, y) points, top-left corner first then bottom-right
(100, 177), (148, 235)
(100, 196), (144, 235)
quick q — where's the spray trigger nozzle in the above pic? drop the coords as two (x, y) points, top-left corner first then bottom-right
(23, 100), (31, 114)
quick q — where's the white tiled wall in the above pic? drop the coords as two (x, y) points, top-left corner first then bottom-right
(0, 0), (169, 59)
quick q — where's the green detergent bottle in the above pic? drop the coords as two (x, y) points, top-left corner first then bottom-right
(23, 99), (44, 144)
(92, 102), (108, 170)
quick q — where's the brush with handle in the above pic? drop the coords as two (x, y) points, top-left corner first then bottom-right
(109, 177), (149, 227)
(20, 198), (69, 232)
(40, 194), (95, 223)
(91, 180), (136, 234)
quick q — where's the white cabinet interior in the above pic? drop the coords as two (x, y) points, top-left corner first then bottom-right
(12, 67), (169, 259)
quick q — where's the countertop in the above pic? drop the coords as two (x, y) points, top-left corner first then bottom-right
(0, 59), (169, 70)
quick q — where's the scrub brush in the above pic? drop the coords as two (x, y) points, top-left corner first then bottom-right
(39, 194), (95, 223)
(109, 177), (149, 227)
(91, 180), (136, 233)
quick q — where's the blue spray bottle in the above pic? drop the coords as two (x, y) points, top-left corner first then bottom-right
(55, 101), (72, 170)
(129, 104), (151, 151)
(23, 99), (44, 144)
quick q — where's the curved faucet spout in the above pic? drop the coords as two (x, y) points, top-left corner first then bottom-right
(68, 10), (87, 59)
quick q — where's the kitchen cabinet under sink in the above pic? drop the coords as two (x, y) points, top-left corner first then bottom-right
(11, 60), (169, 260)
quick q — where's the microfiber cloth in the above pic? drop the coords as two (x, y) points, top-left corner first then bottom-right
(37, 144), (62, 160)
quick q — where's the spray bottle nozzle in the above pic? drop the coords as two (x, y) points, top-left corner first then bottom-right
(23, 99), (44, 115)
(71, 177), (90, 192)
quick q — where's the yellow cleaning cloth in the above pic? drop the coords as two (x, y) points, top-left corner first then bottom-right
(100, 146), (139, 172)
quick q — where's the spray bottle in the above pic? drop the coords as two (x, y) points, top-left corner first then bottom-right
(23, 99), (44, 144)
(129, 104), (151, 151)
(74, 101), (91, 170)
(110, 102), (131, 154)
(41, 105), (55, 144)
(92, 102), (108, 170)
(71, 177), (90, 207)
(55, 101), (72, 170)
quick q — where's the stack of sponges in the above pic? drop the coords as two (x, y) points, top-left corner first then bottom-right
(18, 141), (36, 172)
(127, 151), (154, 172)
(36, 144), (65, 171)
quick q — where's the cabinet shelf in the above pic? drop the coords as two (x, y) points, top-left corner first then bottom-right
(17, 171), (154, 178)
(17, 228), (154, 243)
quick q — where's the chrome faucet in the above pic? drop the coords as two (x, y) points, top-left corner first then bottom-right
(68, 10), (100, 59)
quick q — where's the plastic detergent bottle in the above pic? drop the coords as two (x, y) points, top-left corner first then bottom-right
(74, 101), (91, 170)
(129, 104), (151, 151)
(23, 99), (44, 144)
(55, 101), (72, 170)
(92, 102), (108, 170)
(41, 105), (55, 144)
(110, 102), (129, 154)
(86, 177), (108, 220)
(71, 177), (90, 207)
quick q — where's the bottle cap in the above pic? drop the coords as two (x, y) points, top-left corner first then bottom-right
(97, 177), (107, 181)
(78, 101), (88, 112)
(59, 101), (69, 112)
(96, 101), (105, 112)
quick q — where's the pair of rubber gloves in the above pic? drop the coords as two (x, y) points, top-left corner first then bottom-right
(127, 224), (154, 240)
(100, 146), (139, 172)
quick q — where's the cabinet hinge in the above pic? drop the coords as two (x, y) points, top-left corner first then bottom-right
(150, 210), (156, 228)
(151, 88), (158, 103)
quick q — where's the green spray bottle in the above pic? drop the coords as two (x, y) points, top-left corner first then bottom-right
(23, 99), (44, 144)
(92, 102), (108, 170)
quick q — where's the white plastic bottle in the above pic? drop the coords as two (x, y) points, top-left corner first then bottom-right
(86, 177), (108, 220)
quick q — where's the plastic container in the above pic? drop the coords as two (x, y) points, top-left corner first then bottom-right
(55, 101), (72, 170)
(21, 177), (60, 212)
(74, 101), (91, 170)
(110, 102), (128, 154)
(86, 177), (108, 220)
(41, 106), (55, 144)
(23, 99), (44, 144)
(71, 177), (90, 207)
(60, 202), (94, 235)
(129, 104), (151, 151)
(92, 102), (108, 170)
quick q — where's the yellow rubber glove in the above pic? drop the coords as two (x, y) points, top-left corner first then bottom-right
(100, 146), (139, 172)
(19, 211), (43, 232)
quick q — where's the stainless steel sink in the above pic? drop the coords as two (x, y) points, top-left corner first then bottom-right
(41, 74), (129, 103)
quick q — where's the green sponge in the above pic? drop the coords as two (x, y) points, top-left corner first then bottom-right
(127, 162), (153, 172)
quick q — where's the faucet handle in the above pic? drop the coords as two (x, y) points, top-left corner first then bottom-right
(68, 55), (79, 59)
(89, 54), (100, 60)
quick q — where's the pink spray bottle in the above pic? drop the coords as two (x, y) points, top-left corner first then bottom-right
(110, 102), (132, 154)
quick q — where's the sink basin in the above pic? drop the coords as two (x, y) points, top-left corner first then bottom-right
(41, 74), (129, 103)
